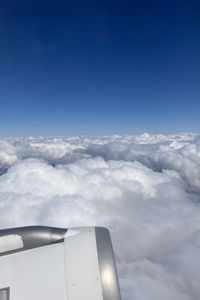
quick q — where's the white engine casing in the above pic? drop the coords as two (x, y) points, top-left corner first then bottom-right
(0, 226), (121, 300)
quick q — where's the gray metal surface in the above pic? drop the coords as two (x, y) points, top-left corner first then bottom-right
(0, 287), (10, 300)
(0, 226), (67, 256)
(95, 227), (121, 300)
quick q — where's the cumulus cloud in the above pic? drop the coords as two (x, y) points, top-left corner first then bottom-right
(0, 133), (200, 300)
(0, 141), (18, 169)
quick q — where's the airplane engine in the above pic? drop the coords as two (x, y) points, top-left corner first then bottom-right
(0, 226), (121, 300)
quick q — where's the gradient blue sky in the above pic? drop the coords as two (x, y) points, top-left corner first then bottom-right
(0, 0), (200, 135)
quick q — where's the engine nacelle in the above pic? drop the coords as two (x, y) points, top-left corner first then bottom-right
(0, 226), (121, 300)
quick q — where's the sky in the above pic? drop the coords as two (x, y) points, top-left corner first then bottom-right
(0, 0), (200, 135)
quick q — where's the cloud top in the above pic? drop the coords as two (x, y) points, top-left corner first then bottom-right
(0, 133), (200, 300)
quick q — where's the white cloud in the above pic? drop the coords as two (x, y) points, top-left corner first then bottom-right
(0, 133), (200, 299)
(0, 141), (18, 168)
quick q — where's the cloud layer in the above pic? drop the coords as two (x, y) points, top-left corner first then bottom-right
(0, 133), (200, 300)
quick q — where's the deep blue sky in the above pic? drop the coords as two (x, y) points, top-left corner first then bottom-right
(0, 0), (200, 135)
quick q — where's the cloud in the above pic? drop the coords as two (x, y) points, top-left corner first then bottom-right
(0, 141), (18, 169)
(0, 133), (200, 299)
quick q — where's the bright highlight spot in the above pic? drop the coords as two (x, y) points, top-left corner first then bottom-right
(102, 267), (114, 288)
